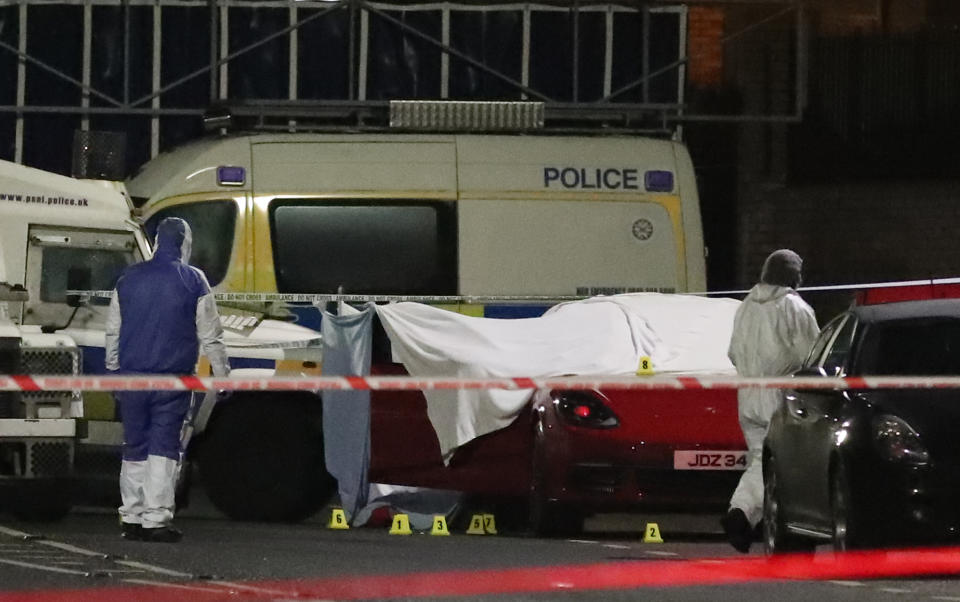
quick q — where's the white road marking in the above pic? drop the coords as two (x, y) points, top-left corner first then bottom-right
(568, 539), (599, 544)
(0, 522), (199, 582)
(0, 557), (89, 576)
(0, 525), (33, 539)
(602, 543), (632, 550)
(213, 580), (303, 596)
(114, 559), (195, 578)
(878, 587), (914, 594)
(121, 579), (237, 594)
(37, 540), (110, 558)
(931, 597), (960, 601)
(829, 581), (866, 587)
(643, 550), (680, 557)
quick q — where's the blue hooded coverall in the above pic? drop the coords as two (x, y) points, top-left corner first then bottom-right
(105, 217), (230, 530)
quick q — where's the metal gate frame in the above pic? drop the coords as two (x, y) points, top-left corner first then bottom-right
(0, 0), (806, 161)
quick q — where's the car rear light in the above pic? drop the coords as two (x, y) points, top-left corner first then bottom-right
(873, 415), (930, 466)
(553, 390), (619, 429)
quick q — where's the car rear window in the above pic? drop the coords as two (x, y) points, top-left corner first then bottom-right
(857, 317), (960, 375)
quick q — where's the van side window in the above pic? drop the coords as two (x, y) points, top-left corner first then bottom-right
(269, 200), (457, 295)
(145, 200), (237, 286)
(40, 247), (131, 305)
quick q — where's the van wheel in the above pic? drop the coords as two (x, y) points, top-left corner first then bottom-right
(197, 392), (335, 522)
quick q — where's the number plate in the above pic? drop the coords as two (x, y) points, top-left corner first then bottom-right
(673, 450), (747, 470)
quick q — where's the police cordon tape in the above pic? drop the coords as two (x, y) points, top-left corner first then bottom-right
(3, 373), (960, 392)
(66, 276), (960, 303)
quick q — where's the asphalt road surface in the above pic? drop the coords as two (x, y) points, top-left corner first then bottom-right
(0, 496), (959, 602)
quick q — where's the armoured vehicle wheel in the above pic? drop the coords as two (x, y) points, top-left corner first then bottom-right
(197, 392), (335, 522)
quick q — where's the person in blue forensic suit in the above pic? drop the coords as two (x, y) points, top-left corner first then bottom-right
(105, 217), (230, 543)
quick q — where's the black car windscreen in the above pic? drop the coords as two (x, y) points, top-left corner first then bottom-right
(269, 200), (457, 295)
(857, 318), (960, 375)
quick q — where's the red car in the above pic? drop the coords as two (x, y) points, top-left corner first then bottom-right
(199, 295), (747, 535)
(366, 295), (746, 535)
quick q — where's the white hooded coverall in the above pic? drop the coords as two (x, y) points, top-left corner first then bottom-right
(727, 283), (819, 527)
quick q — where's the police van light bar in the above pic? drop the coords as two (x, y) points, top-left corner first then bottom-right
(217, 166), (246, 187)
(389, 100), (545, 132)
(644, 170), (673, 192)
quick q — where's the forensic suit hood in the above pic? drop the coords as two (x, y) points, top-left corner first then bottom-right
(105, 216), (230, 377)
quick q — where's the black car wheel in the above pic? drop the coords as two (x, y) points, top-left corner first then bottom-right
(528, 423), (583, 538)
(763, 453), (815, 555)
(831, 460), (867, 551)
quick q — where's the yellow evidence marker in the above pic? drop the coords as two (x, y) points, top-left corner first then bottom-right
(642, 522), (664, 543)
(466, 514), (487, 535)
(636, 356), (654, 375)
(389, 514), (413, 535)
(328, 508), (349, 530)
(430, 515), (451, 536)
(482, 513), (498, 535)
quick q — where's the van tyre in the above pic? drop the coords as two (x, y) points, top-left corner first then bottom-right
(197, 392), (335, 522)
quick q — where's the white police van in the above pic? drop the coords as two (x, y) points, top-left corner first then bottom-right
(122, 105), (710, 522)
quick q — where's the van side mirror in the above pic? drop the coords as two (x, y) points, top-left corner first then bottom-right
(0, 282), (28, 303)
(66, 267), (92, 308)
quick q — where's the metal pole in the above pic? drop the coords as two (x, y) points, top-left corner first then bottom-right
(123, 0), (130, 106)
(14, 1), (25, 163)
(358, 6), (368, 100)
(151, 1), (160, 156)
(348, 0), (357, 100)
(572, 0), (579, 102)
(82, 0), (91, 131)
(601, 4), (794, 103)
(360, 1), (552, 102)
(603, 5), (613, 99)
(794, 1), (807, 118)
(129, 3), (344, 109)
(642, 3), (650, 103)
(209, 0), (218, 103)
(521, 4), (530, 100)
(0, 38), (123, 107)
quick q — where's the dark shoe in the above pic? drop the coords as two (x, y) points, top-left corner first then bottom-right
(142, 526), (182, 543)
(120, 522), (144, 541)
(720, 508), (753, 554)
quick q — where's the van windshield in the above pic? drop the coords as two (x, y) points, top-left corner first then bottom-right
(269, 200), (457, 295)
(144, 200), (236, 286)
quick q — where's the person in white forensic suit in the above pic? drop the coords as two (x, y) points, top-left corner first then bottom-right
(721, 249), (820, 553)
(105, 217), (230, 543)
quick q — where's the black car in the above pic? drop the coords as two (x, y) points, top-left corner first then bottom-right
(763, 299), (960, 553)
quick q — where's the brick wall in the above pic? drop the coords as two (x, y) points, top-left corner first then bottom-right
(741, 181), (960, 287)
(688, 6), (725, 88)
